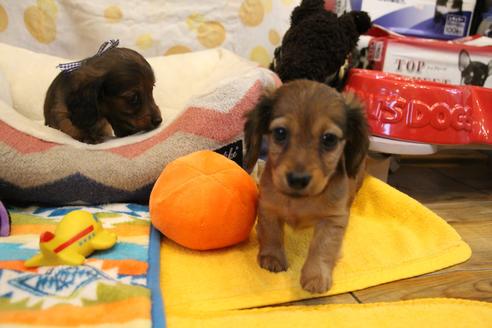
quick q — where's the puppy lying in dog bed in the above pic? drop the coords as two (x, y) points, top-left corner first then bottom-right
(44, 40), (163, 144)
(0, 42), (277, 205)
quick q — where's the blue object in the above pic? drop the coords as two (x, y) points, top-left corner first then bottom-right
(148, 226), (166, 327)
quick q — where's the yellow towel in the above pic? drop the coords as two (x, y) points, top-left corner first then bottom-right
(167, 298), (492, 328)
(160, 176), (471, 313)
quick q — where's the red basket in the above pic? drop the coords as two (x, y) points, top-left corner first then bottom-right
(345, 69), (492, 146)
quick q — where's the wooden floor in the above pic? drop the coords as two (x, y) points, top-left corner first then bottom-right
(293, 150), (492, 305)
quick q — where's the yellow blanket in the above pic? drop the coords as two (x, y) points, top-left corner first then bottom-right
(168, 298), (492, 328)
(161, 176), (471, 313)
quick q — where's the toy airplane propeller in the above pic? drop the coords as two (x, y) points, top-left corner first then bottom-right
(25, 210), (117, 267)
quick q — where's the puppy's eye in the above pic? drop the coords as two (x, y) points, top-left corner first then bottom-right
(272, 127), (288, 144)
(130, 93), (140, 107)
(321, 133), (338, 150)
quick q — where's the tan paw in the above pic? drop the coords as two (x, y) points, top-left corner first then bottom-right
(300, 265), (332, 294)
(258, 254), (287, 273)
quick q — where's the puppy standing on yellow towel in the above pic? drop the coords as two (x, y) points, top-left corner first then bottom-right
(244, 80), (369, 293)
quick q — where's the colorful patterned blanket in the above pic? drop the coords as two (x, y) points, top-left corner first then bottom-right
(0, 204), (164, 327)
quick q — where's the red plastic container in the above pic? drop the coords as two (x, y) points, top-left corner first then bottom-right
(344, 69), (492, 146)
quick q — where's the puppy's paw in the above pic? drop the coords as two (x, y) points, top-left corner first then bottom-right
(81, 135), (105, 144)
(258, 254), (288, 273)
(300, 264), (332, 294)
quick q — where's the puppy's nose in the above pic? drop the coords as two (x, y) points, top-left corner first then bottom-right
(152, 116), (162, 127)
(286, 172), (312, 190)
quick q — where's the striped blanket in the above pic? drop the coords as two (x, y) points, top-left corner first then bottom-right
(0, 204), (164, 327)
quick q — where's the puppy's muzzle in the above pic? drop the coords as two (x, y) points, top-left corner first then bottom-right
(150, 105), (163, 129)
(286, 172), (312, 190)
(151, 116), (162, 128)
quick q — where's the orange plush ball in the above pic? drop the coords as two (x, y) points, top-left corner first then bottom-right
(149, 150), (258, 250)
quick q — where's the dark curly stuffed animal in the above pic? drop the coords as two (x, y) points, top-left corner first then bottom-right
(271, 0), (371, 90)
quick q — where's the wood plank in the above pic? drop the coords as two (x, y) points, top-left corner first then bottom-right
(440, 221), (492, 272)
(387, 166), (487, 203)
(353, 270), (492, 303)
(283, 293), (358, 306)
(425, 198), (492, 223)
(397, 149), (490, 164)
(435, 164), (492, 193)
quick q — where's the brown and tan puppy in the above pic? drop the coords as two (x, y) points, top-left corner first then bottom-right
(44, 48), (162, 144)
(244, 80), (369, 293)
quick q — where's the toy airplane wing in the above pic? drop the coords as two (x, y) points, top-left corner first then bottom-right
(24, 253), (45, 268)
(91, 230), (117, 250)
(24, 246), (86, 267)
(56, 251), (86, 266)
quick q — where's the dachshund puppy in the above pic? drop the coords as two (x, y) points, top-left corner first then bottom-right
(244, 80), (369, 293)
(44, 47), (162, 144)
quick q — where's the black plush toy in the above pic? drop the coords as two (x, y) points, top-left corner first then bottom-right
(271, 0), (372, 90)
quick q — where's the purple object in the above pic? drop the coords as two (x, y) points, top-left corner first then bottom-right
(0, 200), (10, 237)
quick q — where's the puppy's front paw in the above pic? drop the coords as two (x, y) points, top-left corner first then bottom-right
(258, 254), (288, 273)
(300, 264), (332, 294)
(82, 135), (105, 144)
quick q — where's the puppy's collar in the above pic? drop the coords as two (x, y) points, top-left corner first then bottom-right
(56, 39), (120, 73)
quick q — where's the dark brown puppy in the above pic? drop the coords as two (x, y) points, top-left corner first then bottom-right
(44, 48), (162, 144)
(244, 80), (369, 293)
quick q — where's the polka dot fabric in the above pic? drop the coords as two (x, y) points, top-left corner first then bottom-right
(0, 0), (300, 67)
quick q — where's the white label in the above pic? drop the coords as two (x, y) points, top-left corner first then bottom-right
(360, 0), (414, 19)
(382, 42), (492, 86)
(444, 14), (466, 36)
(359, 0), (476, 20)
(373, 41), (384, 62)
(463, 37), (492, 47)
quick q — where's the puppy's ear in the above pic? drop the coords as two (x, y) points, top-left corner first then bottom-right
(67, 75), (104, 129)
(458, 50), (471, 72)
(243, 94), (274, 172)
(343, 92), (369, 177)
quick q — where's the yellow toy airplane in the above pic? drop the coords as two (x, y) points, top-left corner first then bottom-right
(25, 210), (117, 267)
